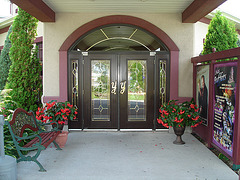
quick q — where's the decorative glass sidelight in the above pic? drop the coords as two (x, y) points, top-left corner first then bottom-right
(128, 60), (147, 121)
(159, 60), (167, 105)
(91, 60), (110, 121)
(71, 60), (78, 121)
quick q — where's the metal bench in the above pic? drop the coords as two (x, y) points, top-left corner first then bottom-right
(6, 108), (62, 172)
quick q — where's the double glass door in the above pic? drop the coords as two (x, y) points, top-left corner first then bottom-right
(68, 52), (169, 129)
(84, 53), (154, 129)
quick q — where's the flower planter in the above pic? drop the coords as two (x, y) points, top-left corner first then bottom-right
(55, 131), (68, 148)
(157, 99), (202, 145)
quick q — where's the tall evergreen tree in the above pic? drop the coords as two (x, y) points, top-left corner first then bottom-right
(202, 11), (238, 55)
(7, 8), (42, 112)
(0, 26), (12, 90)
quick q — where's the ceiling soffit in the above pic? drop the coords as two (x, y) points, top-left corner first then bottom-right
(11, 0), (226, 23)
(43, 0), (193, 13)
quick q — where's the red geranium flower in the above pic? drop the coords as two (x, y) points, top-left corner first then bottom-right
(36, 100), (77, 125)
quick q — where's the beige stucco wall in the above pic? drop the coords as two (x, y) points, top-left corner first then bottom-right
(37, 22), (43, 37)
(0, 32), (8, 47)
(193, 22), (209, 57)
(43, 13), (195, 98)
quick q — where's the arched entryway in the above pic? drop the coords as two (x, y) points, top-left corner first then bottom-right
(51, 15), (179, 129)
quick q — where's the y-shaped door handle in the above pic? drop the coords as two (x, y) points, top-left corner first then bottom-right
(120, 81), (126, 95)
(111, 81), (117, 94)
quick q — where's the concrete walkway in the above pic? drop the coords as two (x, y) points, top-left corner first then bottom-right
(17, 131), (238, 180)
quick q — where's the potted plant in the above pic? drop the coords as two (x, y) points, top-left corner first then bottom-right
(157, 98), (202, 144)
(36, 100), (77, 130)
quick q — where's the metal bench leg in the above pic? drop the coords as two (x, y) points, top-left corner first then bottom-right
(17, 156), (47, 172)
(33, 147), (47, 172)
(17, 146), (47, 172)
(34, 159), (47, 172)
(53, 140), (62, 150)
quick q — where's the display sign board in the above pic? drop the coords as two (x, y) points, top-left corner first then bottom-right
(196, 65), (209, 126)
(213, 62), (237, 157)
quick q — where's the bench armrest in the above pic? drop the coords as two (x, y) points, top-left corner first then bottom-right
(15, 133), (41, 142)
(37, 121), (61, 133)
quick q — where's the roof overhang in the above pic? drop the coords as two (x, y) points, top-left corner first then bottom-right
(182, 0), (226, 23)
(10, 0), (55, 22)
(10, 0), (226, 23)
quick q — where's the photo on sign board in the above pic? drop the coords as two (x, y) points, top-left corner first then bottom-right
(196, 65), (209, 126)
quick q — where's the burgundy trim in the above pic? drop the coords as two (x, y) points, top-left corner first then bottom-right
(0, 26), (10, 34)
(34, 36), (43, 43)
(169, 50), (179, 100)
(0, 46), (3, 50)
(10, 0), (55, 22)
(191, 47), (240, 63)
(42, 51), (68, 103)
(182, 0), (226, 23)
(207, 61), (215, 148)
(199, 17), (211, 24)
(176, 97), (192, 104)
(233, 57), (240, 165)
(43, 15), (180, 102)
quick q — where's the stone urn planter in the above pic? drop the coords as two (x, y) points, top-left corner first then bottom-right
(173, 126), (186, 145)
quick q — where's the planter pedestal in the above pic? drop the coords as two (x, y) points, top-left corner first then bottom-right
(173, 126), (186, 145)
(55, 131), (68, 148)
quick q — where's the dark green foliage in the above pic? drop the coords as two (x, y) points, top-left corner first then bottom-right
(202, 11), (238, 55)
(4, 123), (38, 159)
(237, 39), (240, 47)
(0, 26), (12, 90)
(7, 8), (42, 113)
(0, 89), (18, 118)
(0, 90), (38, 158)
(0, 89), (18, 158)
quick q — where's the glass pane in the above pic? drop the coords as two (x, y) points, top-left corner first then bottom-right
(159, 60), (167, 105)
(71, 60), (78, 121)
(91, 60), (110, 121)
(128, 60), (146, 121)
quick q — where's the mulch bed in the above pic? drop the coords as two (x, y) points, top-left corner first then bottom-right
(191, 133), (239, 175)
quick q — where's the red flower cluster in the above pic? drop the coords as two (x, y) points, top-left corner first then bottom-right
(157, 99), (202, 128)
(191, 121), (202, 128)
(157, 119), (169, 128)
(174, 117), (184, 123)
(36, 100), (77, 125)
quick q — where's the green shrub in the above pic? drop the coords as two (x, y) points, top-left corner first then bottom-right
(7, 8), (42, 112)
(202, 11), (238, 55)
(0, 26), (12, 90)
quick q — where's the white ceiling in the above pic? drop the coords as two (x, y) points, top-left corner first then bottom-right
(43, 0), (194, 13)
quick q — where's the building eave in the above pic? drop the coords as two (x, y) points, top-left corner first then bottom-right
(182, 0), (226, 23)
(10, 0), (55, 22)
